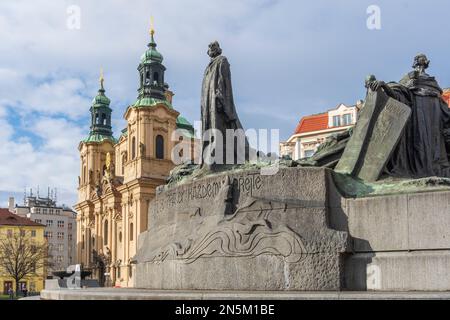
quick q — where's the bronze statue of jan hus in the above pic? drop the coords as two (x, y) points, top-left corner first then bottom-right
(311, 54), (450, 179)
(200, 41), (250, 169)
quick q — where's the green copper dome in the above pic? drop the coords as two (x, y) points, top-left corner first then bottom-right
(92, 74), (111, 108)
(176, 116), (195, 138)
(82, 74), (116, 144)
(132, 96), (172, 109)
(92, 89), (111, 108)
(82, 133), (117, 144)
(176, 116), (192, 127)
(92, 91), (111, 108)
(140, 33), (163, 64)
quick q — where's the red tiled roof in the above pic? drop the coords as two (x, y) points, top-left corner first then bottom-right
(294, 113), (328, 135)
(0, 208), (45, 227)
(442, 90), (450, 107)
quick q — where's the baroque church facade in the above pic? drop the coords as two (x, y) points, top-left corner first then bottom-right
(74, 28), (195, 287)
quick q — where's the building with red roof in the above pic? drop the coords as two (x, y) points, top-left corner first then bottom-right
(281, 89), (450, 161)
(443, 88), (450, 107)
(0, 208), (46, 294)
(0, 208), (45, 227)
(280, 102), (361, 160)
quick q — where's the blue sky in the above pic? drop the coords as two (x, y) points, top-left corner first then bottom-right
(1, 0), (450, 207)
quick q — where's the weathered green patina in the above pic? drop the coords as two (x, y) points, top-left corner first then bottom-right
(82, 133), (117, 144)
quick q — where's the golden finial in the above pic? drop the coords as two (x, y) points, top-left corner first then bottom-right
(99, 67), (104, 89)
(149, 16), (155, 36)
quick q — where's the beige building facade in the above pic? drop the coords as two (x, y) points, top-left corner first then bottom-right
(74, 28), (195, 287)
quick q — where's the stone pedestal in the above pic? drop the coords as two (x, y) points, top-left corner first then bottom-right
(333, 190), (450, 291)
(134, 166), (450, 292)
(134, 167), (349, 291)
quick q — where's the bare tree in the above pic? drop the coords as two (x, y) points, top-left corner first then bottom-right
(0, 228), (52, 296)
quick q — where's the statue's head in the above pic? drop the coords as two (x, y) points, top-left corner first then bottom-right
(208, 41), (222, 58)
(365, 74), (376, 88)
(413, 53), (430, 70)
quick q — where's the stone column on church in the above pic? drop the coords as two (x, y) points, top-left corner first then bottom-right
(149, 119), (154, 157)
(111, 213), (117, 285)
(167, 121), (174, 161)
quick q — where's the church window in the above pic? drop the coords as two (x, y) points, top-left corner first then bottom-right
(145, 70), (150, 84)
(132, 137), (136, 159)
(95, 113), (99, 124)
(153, 72), (159, 84)
(119, 232), (122, 243)
(130, 223), (134, 241)
(102, 114), (107, 125)
(156, 135), (164, 159)
(104, 220), (108, 246)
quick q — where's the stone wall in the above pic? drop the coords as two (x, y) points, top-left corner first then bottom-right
(134, 167), (349, 291)
(333, 190), (450, 291)
(135, 165), (450, 291)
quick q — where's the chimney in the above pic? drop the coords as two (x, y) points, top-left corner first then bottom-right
(8, 197), (15, 213)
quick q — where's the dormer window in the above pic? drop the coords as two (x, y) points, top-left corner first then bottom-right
(332, 115), (341, 127)
(342, 114), (352, 126)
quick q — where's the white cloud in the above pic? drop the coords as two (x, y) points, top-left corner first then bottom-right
(1, 0), (450, 208)
(0, 112), (82, 207)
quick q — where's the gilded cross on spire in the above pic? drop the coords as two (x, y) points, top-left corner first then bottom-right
(150, 16), (155, 36)
(99, 67), (104, 90)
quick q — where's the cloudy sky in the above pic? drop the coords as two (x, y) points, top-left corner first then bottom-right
(1, 0), (450, 207)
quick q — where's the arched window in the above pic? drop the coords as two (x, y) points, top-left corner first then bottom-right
(104, 220), (108, 246)
(132, 137), (136, 159)
(145, 71), (150, 84)
(102, 114), (106, 125)
(130, 223), (134, 241)
(153, 72), (159, 84)
(119, 232), (122, 243)
(156, 135), (164, 159)
(95, 113), (99, 124)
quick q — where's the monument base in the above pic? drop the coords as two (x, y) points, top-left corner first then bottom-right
(39, 288), (450, 300)
(134, 167), (349, 291)
(331, 189), (450, 291)
(133, 166), (450, 292)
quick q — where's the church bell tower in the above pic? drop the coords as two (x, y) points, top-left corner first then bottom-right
(137, 22), (166, 100)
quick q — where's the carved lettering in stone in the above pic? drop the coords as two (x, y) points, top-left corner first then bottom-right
(150, 198), (306, 264)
